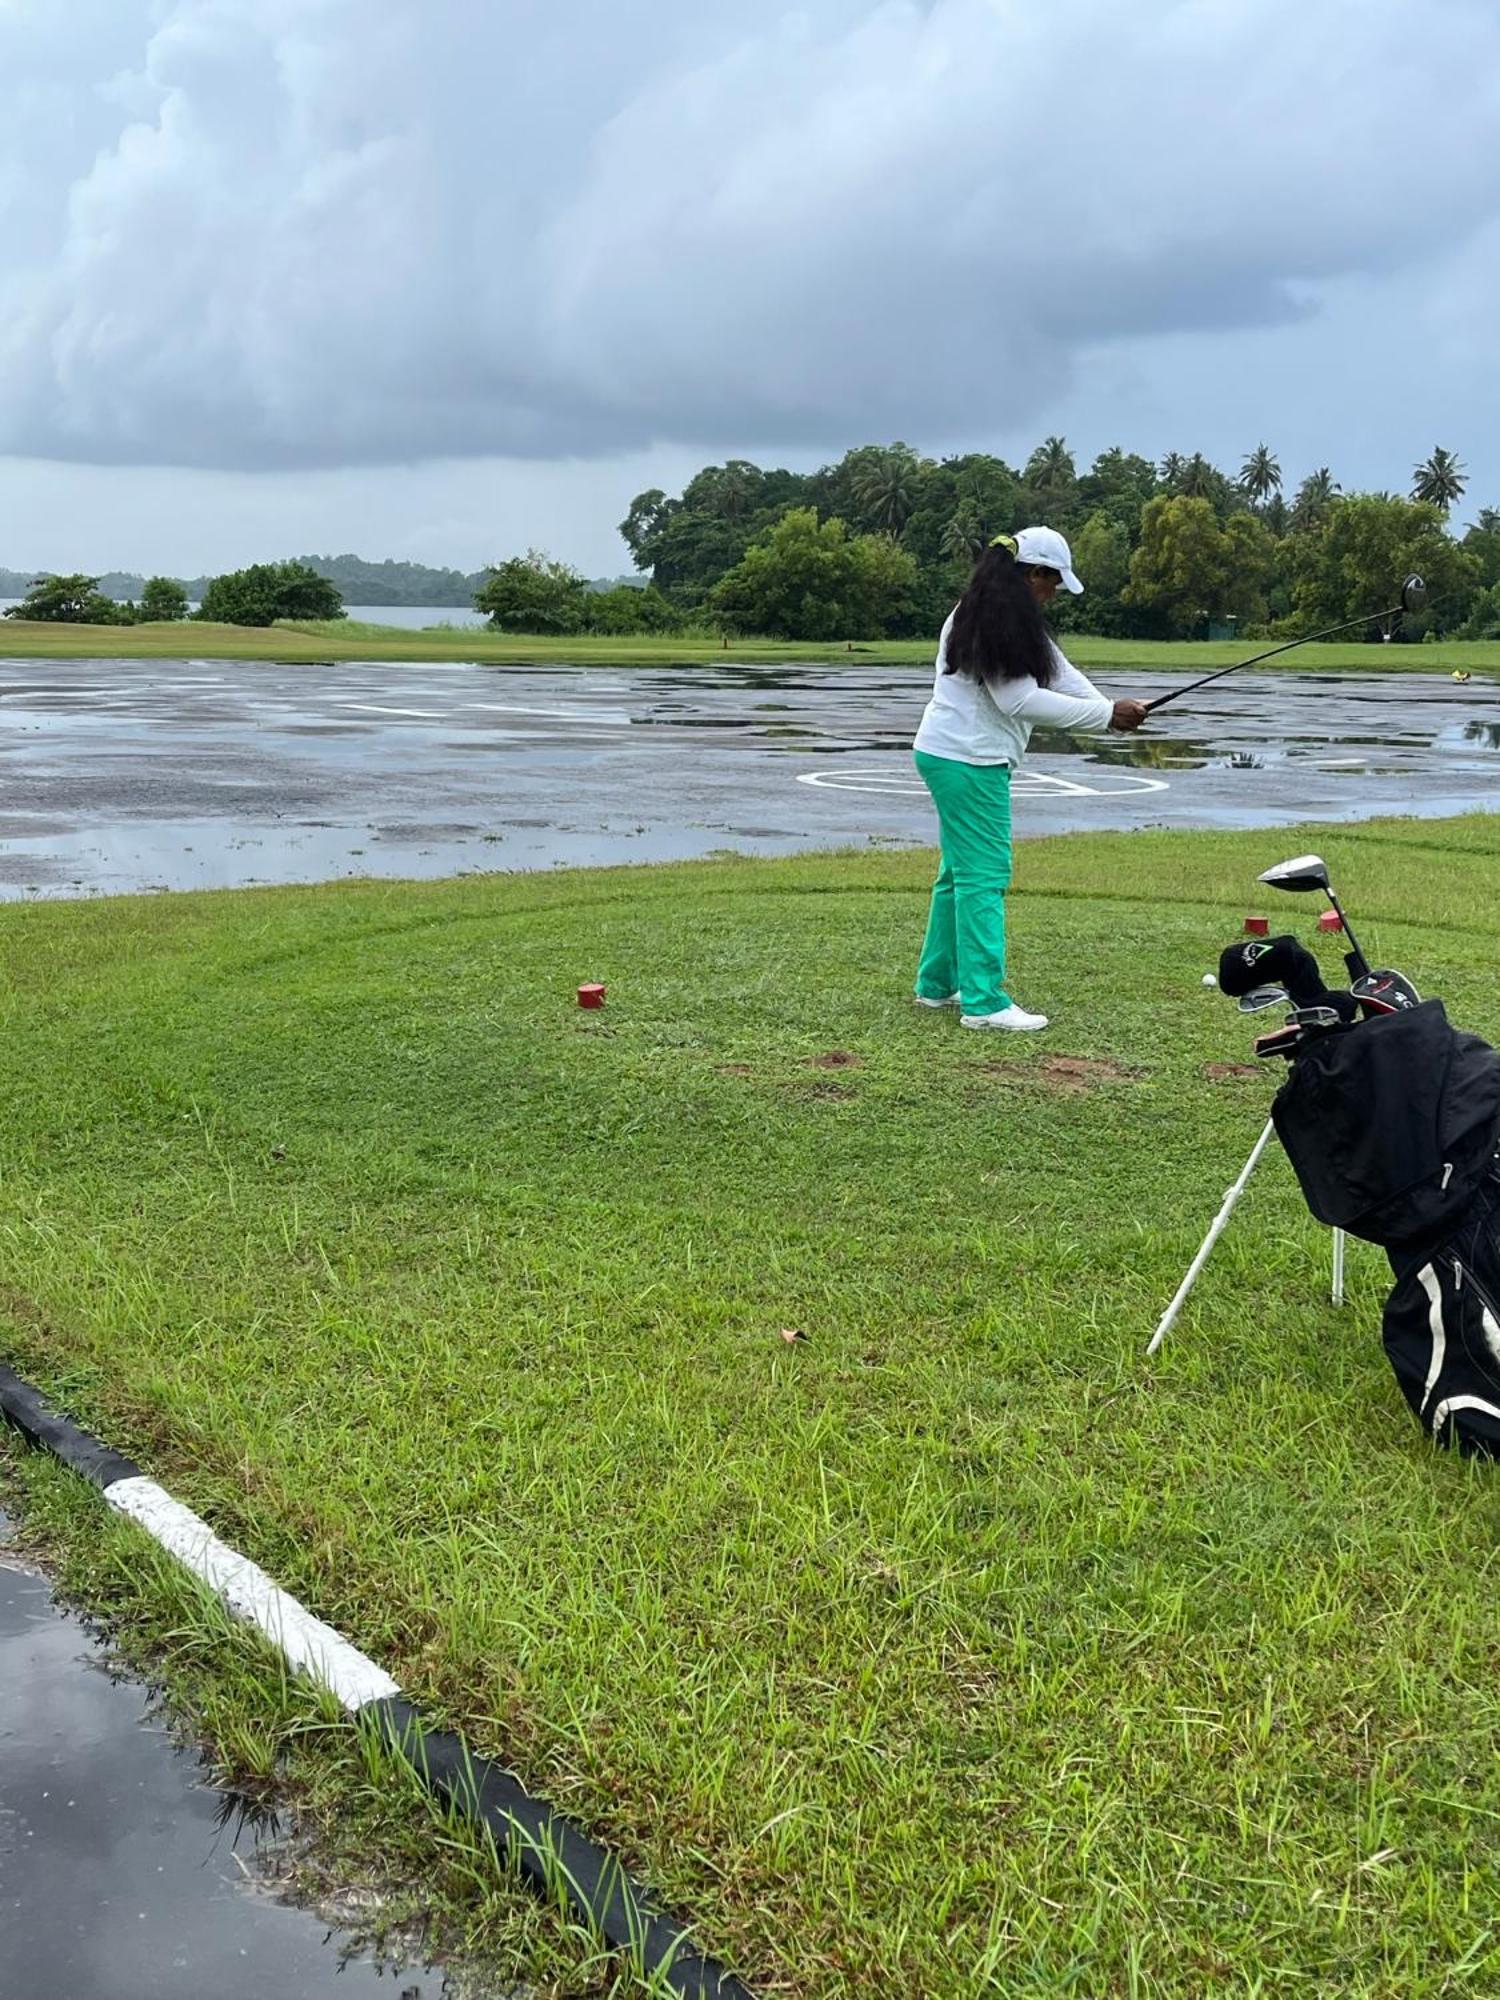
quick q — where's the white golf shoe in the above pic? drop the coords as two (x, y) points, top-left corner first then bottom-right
(913, 992), (960, 1008)
(960, 1003), (1049, 1032)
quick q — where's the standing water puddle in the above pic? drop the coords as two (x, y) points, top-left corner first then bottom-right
(0, 657), (1493, 897)
(0, 1509), (489, 2000)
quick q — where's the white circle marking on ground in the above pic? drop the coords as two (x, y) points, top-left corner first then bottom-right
(462, 701), (630, 724)
(338, 703), (445, 719)
(796, 767), (1170, 798)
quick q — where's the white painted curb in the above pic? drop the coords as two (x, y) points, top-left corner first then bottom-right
(105, 1476), (400, 1712)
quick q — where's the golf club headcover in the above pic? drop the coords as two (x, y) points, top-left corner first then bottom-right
(1218, 934), (1334, 1008)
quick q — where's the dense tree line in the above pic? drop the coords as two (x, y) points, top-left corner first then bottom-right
(293, 553), (483, 606)
(6, 447), (1496, 642)
(596, 442), (1498, 643)
(474, 555), (675, 637)
(4, 561), (344, 627)
(0, 566), (204, 601)
(0, 553), (482, 607)
(2, 572), (193, 624)
(2, 551), (652, 625)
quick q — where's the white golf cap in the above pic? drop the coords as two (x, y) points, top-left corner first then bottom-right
(1014, 525), (1084, 593)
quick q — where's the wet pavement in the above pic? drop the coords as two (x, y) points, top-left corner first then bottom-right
(0, 656), (1493, 899)
(0, 1510), (461, 2000)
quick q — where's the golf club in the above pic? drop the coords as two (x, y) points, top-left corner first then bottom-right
(1258, 853), (1372, 981)
(1142, 575), (1428, 715)
(1238, 984), (1289, 1014)
(1256, 855), (1421, 1013)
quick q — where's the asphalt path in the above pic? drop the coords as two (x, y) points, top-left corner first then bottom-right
(0, 655), (1494, 898)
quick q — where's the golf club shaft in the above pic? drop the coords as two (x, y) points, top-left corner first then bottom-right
(1142, 601), (1409, 714)
(1327, 893), (1372, 981)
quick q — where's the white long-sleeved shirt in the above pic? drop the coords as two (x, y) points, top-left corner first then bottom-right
(913, 613), (1114, 765)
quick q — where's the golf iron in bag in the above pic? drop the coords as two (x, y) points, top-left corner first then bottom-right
(1156, 854), (1500, 1459)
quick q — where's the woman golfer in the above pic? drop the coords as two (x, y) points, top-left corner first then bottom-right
(913, 527), (1147, 1031)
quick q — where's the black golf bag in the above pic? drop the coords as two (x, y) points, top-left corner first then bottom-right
(1270, 1000), (1500, 1456)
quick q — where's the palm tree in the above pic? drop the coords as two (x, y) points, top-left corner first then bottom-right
(940, 507), (986, 567)
(1024, 435), (1076, 498)
(1290, 467), (1339, 532)
(1412, 447), (1466, 514)
(851, 444), (925, 537)
(1178, 453), (1220, 500)
(714, 460), (758, 522)
(1475, 506), (1500, 535)
(1239, 444), (1282, 505)
(1158, 451), (1186, 491)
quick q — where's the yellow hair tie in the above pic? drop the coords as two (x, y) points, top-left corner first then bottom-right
(988, 533), (1018, 555)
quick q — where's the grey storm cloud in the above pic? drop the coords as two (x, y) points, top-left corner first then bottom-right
(2, 0), (1498, 471)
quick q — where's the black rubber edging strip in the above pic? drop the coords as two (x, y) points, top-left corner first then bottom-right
(0, 1363), (755, 2000)
(368, 1698), (749, 2000)
(0, 1364), (143, 1489)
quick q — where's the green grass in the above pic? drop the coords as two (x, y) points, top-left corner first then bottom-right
(1, 613), (1497, 673)
(4, 820), (1500, 1996)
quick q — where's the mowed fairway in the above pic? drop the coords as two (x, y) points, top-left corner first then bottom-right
(3, 817), (1500, 1995)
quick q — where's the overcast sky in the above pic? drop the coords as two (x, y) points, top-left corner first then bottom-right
(2, 0), (1497, 580)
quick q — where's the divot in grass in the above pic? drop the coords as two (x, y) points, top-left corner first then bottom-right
(973, 1052), (1145, 1093)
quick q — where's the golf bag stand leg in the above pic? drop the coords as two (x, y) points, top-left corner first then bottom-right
(1332, 1227), (1346, 1307)
(1147, 1118), (1276, 1357)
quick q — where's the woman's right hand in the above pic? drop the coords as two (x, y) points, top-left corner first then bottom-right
(1109, 699), (1150, 732)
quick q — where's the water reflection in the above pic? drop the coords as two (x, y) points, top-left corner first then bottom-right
(1055, 734), (1217, 770)
(0, 1546), (462, 1996)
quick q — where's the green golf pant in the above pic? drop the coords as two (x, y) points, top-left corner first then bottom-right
(913, 750), (1013, 1015)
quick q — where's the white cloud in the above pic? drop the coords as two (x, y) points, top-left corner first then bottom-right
(1, 0), (1497, 473)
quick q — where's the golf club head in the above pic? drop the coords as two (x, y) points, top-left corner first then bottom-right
(1237, 983), (1289, 1014)
(1352, 968), (1421, 1015)
(1288, 1004), (1346, 1034)
(1259, 853), (1330, 895)
(1401, 574), (1427, 614)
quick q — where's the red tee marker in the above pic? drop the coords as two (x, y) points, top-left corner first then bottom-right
(578, 983), (606, 1009)
(1243, 916), (1269, 936)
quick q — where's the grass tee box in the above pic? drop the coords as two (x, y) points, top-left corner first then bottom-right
(0, 613), (1498, 672)
(2, 818), (1500, 1995)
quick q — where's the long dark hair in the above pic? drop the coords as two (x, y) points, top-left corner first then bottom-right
(943, 540), (1056, 686)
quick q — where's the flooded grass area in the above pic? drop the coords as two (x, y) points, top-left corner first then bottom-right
(0, 657), (1494, 898)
